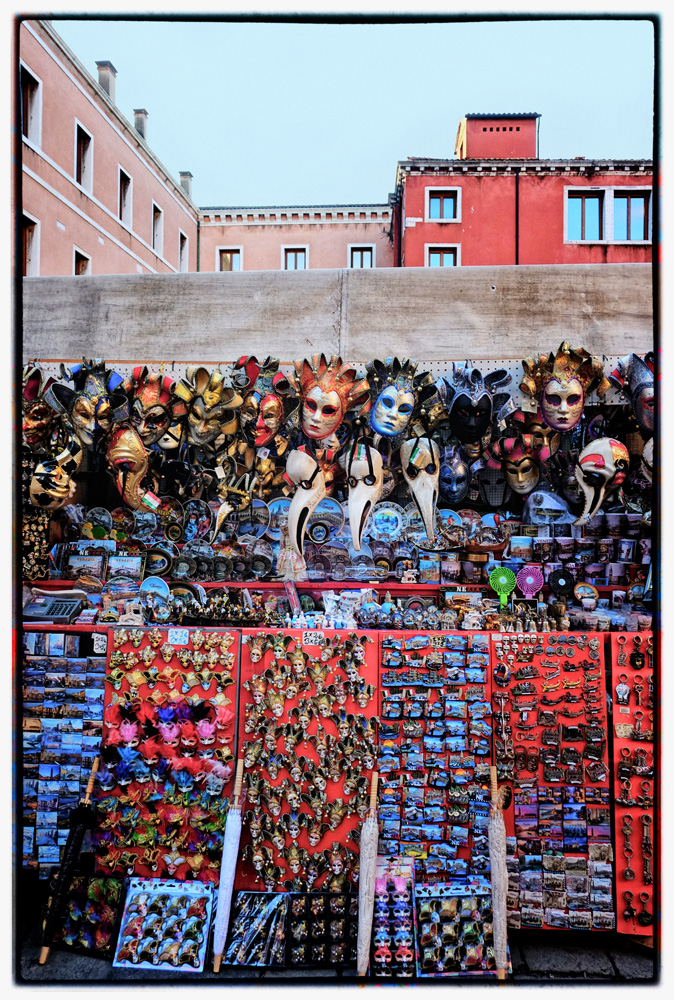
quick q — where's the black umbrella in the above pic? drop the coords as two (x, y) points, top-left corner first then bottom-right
(38, 756), (100, 965)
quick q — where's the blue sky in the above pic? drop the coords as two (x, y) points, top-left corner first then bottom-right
(40, 15), (656, 207)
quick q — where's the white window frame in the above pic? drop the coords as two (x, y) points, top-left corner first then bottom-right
(347, 243), (376, 268)
(117, 166), (133, 228)
(424, 243), (462, 267)
(22, 211), (40, 276)
(73, 245), (91, 275)
(425, 186), (462, 224)
(564, 185), (652, 244)
(178, 230), (189, 272)
(281, 245), (309, 270)
(216, 245), (243, 272)
(151, 201), (164, 257)
(20, 61), (42, 147)
(73, 119), (94, 193)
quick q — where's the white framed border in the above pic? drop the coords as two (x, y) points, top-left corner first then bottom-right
(424, 186), (462, 224)
(117, 165), (133, 229)
(347, 243), (376, 268)
(22, 210), (41, 276)
(151, 201), (164, 257)
(424, 243), (462, 267)
(19, 59), (43, 148)
(563, 184), (652, 245)
(73, 118), (94, 193)
(72, 244), (91, 275)
(281, 244), (309, 270)
(215, 244), (244, 272)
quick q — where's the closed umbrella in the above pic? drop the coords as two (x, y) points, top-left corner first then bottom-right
(212, 758), (245, 972)
(488, 764), (508, 981)
(39, 756), (100, 965)
(356, 771), (379, 977)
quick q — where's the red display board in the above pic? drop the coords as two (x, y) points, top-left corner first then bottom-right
(96, 626), (239, 883)
(235, 628), (379, 892)
(490, 632), (614, 932)
(610, 632), (654, 936)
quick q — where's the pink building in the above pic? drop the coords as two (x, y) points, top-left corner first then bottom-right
(18, 19), (198, 277)
(199, 203), (395, 272)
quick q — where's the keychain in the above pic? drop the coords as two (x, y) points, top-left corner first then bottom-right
(616, 634), (628, 666)
(615, 675), (630, 706)
(636, 892), (653, 927)
(622, 890), (636, 926)
(630, 636), (645, 670)
(632, 675), (644, 707)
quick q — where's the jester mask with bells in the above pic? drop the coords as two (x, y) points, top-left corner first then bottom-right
(290, 354), (369, 442)
(174, 366), (243, 447)
(123, 366), (179, 447)
(438, 362), (514, 447)
(573, 437), (630, 526)
(477, 433), (551, 496)
(400, 435), (440, 541)
(607, 351), (655, 432)
(284, 446), (328, 558)
(520, 342), (611, 433)
(22, 365), (58, 451)
(365, 357), (438, 439)
(339, 439), (384, 550)
(44, 359), (129, 448)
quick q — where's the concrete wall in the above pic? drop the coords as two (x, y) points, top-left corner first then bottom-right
(22, 262), (653, 365)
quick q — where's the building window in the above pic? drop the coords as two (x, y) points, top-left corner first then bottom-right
(349, 245), (374, 268)
(614, 192), (649, 242)
(20, 63), (41, 145)
(179, 232), (189, 272)
(118, 168), (132, 226)
(427, 246), (459, 267)
(74, 248), (91, 275)
(565, 187), (651, 243)
(152, 203), (164, 256)
(22, 214), (39, 276)
(219, 249), (241, 271)
(75, 122), (93, 192)
(427, 189), (460, 221)
(284, 247), (307, 270)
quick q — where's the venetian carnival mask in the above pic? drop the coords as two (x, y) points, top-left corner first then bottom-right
(608, 351), (655, 432)
(365, 358), (436, 439)
(233, 356), (296, 448)
(291, 354), (369, 441)
(340, 440), (384, 550)
(439, 363), (513, 444)
(124, 366), (178, 446)
(574, 437), (630, 526)
(29, 457), (76, 508)
(477, 432), (551, 497)
(22, 365), (56, 449)
(641, 437), (653, 483)
(44, 359), (128, 447)
(175, 366), (243, 446)
(400, 437), (440, 541)
(520, 342), (611, 432)
(285, 448), (328, 557)
(438, 445), (471, 504)
(106, 425), (150, 510)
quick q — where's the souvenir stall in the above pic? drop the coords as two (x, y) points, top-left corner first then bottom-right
(19, 342), (655, 981)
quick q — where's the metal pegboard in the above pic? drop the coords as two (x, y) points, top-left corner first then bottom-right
(25, 354), (637, 410)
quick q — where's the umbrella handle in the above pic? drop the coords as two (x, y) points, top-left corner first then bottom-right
(232, 758), (244, 808)
(369, 771), (379, 814)
(83, 756), (100, 806)
(490, 765), (498, 806)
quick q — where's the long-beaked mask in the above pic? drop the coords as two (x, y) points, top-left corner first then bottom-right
(340, 439), (384, 550)
(438, 444), (471, 504)
(439, 363), (513, 444)
(365, 358), (437, 439)
(291, 354), (369, 441)
(124, 366), (178, 446)
(232, 356), (298, 448)
(177, 366), (243, 446)
(608, 352), (655, 432)
(400, 436), (440, 541)
(44, 359), (128, 447)
(574, 437), (630, 526)
(520, 342), (611, 433)
(22, 365), (57, 450)
(284, 447), (328, 557)
(107, 425), (150, 510)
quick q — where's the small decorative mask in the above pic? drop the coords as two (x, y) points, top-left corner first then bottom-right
(438, 444), (471, 504)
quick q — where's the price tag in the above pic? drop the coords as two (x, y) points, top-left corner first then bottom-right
(168, 628), (190, 646)
(92, 633), (108, 654)
(302, 631), (325, 646)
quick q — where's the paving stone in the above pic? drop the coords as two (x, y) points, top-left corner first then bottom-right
(609, 948), (656, 981)
(521, 944), (614, 977)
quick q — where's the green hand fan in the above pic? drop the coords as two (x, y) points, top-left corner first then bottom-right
(489, 567), (517, 608)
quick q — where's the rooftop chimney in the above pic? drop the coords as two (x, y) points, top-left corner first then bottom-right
(133, 109), (148, 141)
(96, 60), (117, 102)
(179, 171), (193, 199)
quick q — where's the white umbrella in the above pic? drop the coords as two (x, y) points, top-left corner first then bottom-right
(212, 758), (245, 972)
(488, 764), (509, 981)
(356, 771), (379, 977)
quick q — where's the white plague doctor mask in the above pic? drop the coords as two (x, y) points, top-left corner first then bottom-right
(340, 440), (384, 550)
(400, 436), (440, 542)
(284, 448), (327, 558)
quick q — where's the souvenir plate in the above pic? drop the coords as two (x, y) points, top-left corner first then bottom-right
(84, 506), (112, 539)
(139, 576), (170, 603)
(370, 502), (406, 541)
(172, 554), (198, 580)
(144, 547), (173, 577)
(182, 499), (213, 541)
(403, 503), (448, 551)
(307, 497), (344, 541)
(266, 498), (291, 541)
(157, 497), (184, 540)
(110, 507), (135, 536)
(224, 499), (270, 539)
(132, 508), (157, 541)
(574, 582), (599, 601)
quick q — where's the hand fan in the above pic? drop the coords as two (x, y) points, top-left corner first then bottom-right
(516, 565), (545, 599)
(489, 567), (517, 608)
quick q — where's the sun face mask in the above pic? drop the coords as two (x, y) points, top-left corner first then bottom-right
(520, 341), (611, 432)
(608, 351), (655, 432)
(439, 362), (514, 444)
(574, 437), (630, 526)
